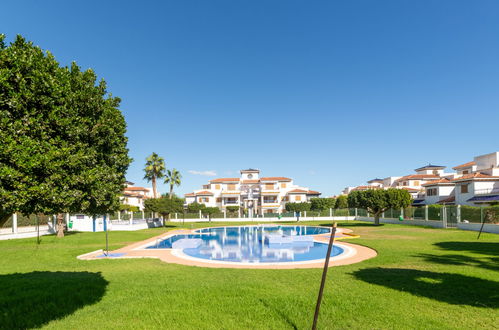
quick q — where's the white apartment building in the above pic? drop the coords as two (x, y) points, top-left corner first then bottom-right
(342, 151), (499, 206)
(121, 182), (154, 210)
(184, 169), (321, 214)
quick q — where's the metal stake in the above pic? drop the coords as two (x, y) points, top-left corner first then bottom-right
(312, 222), (337, 330)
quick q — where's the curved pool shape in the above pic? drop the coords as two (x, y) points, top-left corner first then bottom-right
(147, 225), (344, 263)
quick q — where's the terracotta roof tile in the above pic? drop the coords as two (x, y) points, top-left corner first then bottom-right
(288, 189), (308, 193)
(184, 193), (195, 197)
(307, 190), (321, 195)
(260, 177), (292, 182)
(452, 161), (476, 170)
(209, 178), (240, 183)
(451, 173), (499, 182)
(241, 180), (260, 184)
(395, 174), (440, 182)
(422, 178), (453, 186)
(124, 187), (150, 191)
(195, 190), (214, 196)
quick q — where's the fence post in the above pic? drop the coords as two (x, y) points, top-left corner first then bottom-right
(118, 211), (121, 221)
(224, 210), (226, 219)
(425, 205), (428, 221)
(329, 208), (332, 217)
(400, 208), (404, 219)
(456, 205), (461, 223)
(12, 213), (18, 233)
(199, 210), (202, 219)
(142, 210), (145, 219)
(129, 211), (133, 226)
(442, 206), (447, 228)
(355, 208), (358, 218)
(304, 211), (307, 218)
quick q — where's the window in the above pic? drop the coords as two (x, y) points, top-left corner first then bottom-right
(462, 170), (469, 175)
(215, 184), (221, 189)
(216, 198), (222, 203)
(198, 198), (202, 203)
(225, 197), (237, 204)
(427, 188), (437, 196)
(461, 184), (469, 193)
(227, 184), (236, 190)
(280, 183), (287, 188)
(414, 181), (420, 186)
(199, 197), (209, 203)
(295, 195), (302, 201)
(282, 196), (289, 202)
(263, 196), (277, 203)
(265, 183), (274, 190)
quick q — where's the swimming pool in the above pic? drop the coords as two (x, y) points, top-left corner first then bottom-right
(147, 225), (345, 264)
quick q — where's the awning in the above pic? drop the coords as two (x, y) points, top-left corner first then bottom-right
(467, 195), (499, 202)
(412, 199), (425, 205)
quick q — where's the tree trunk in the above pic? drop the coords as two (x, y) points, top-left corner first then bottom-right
(374, 213), (381, 226)
(56, 213), (65, 237)
(152, 176), (157, 198)
(169, 185), (173, 199)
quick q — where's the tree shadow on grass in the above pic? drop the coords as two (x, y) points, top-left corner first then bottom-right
(434, 242), (499, 257)
(0, 271), (108, 329)
(415, 253), (499, 272)
(352, 268), (499, 308)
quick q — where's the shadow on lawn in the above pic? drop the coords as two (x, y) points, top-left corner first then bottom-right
(0, 271), (108, 328)
(434, 241), (499, 257)
(416, 253), (499, 272)
(353, 268), (499, 308)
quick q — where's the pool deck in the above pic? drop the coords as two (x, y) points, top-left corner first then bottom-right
(78, 226), (377, 269)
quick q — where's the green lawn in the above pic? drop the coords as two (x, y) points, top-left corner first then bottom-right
(1, 221), (498, 329)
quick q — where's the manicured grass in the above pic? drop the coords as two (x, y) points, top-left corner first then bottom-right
(1, 221), (498, 329)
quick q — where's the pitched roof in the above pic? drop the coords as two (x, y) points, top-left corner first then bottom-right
(451, 173), (499, 182)
(260, 177), (292, 182)
(184, 193), (195, 197)
(209, 178), (240, 183)
(414, 164), (446, 171)
(422, 178), (454, 186)
(401, 187), (420, 192)
(395, 174), (440, 182)
(195, 190), (214, 196)
(124, 186), (150, 191)
(452, 161), (476, 170)
(241, 180), (260, 184)
(288, 189), (308, 194)
(438, 195), (456, 204)
(307, 190), (321, 195)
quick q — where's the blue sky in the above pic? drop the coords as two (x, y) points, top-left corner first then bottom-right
(3, 1), (499, 196)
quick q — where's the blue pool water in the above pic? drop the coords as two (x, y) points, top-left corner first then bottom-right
(147, 225), (344, 263)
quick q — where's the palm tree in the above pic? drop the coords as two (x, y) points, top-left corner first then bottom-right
(143, 152), (165, 198)
(164, 168), (182, 199)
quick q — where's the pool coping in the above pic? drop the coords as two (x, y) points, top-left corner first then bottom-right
(77, 225), (377, 269)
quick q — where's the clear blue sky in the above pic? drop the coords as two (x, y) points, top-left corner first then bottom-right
(3, 1), (499, 196)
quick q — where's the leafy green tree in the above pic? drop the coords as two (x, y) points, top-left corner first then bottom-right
(335, 195), (349, 209)
(202, 207), (220, 222)
(0, 35), (131, 236)
(119, 204), (139, 212)
(144, 198), (159, 214)
(285, 202), (311, 221)
(348, 189), (412, 225)
(155, 196), (184, 219)
(164, 168), (182, 199)
(187, 202), (205, 213)
(310, 198), (336, 211)
(226, 206), (239, 215)
(143, 153), (165, 198)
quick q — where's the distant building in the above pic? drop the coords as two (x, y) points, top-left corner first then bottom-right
(121, 182), (153, 210)
(185, 169), (321, 214)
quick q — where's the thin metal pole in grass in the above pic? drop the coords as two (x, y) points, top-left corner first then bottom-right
(477, 207), (486, 240)
(312, 222), (337, 330)
(104, 214), (109, 256)
(36, 214), (40, 245)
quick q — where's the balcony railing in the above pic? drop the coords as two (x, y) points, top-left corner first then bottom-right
(474, 188), (499, 195)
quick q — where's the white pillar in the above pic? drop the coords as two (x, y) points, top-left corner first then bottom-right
(12, 213), (18, 233)
(304, 211), (307, 218)
(118, 212), (121, 221)
(425, 205), (428, 221)
(142, 210), (145, 219)
(457, 205), (461, 223)
(224, 210), (227, 219)
(199, 210), (202, 219)
(401, 208), (404, 219)
(329, 208), (332, 217)
(355, 208), (358, 217)
(175, 212), (178, 219)
(129, 211), (133, 226)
